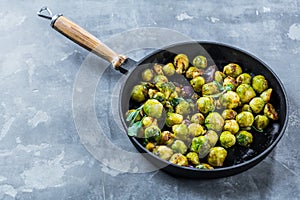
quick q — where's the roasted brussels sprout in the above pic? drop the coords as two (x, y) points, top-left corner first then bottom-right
(249, 97), (265, 114)
(220, 131), (236, 148)
(207, 147), (227, 167)
(175, 100), (191, 116)
(171, 140), (188, 154)
(190, 136), (211, 158)
(172, 124), (189, 141)
(241, 104), (252, 113)
(236, 111), (254, 127)
(169, 153), (188, 166)
(236, 131), (253, 146)
(142, 69), (154, 81)
(223, 76), (237, 91)
(143, 99), (164, 118)
(174, 54), (189, 74)
(220, 91), (240, 109)
(159, 131), (175, 145)
(155, 82), (176, 99)
(188, 123), (206, 137)
(214, 71), (226, 83)
(153, 92), (166, 104)
(193, 55), (207, 69)
(252, 75), (268, 94)
(186, 66), (204, 79)
(153, 63), (164, 75)
(190, 76), (205, 92)
(222, 109), (237, 120)
(186, 152), (200, 165)
(131, 84), (147, 102)
(144, 125), (161, 143)
(142, 116), (155, 127)
(253, 115), (270, 131)
(204, 130), (219, 147)
(162, 63), (175, 76)
(236, 84), (256, 103)
(195, 163), (214, 170)
(202, 82), (220, 96)
(237, 73), (252, 85)
(197, 97), (215, 114)
(223, 120), (239, 134)
(153, 75), (168, 83)
(205, 112), (225, 132)
(223, 63), (242, 78)
(146, 142), (155, 151)
(191, 113), (205, 124)
(165, 112), (183, 127)
(152, 145), (174, 160)
(260, 88), (272, 103)
(264, 103), (279, 120)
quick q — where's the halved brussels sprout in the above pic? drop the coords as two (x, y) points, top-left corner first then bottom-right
(221, 109), (237, 120)
(220, 131), (236, 148)
(236, 73), (252, 85)
(264, 103), (279, 120)
(131, 84), (147, 102)
(236, 111), (254, 127)
(144, 125), (162, 143)
(162, 63), (175, 76)
(188, 123), (206, 137)
(260, 88), (272, 103)
(207, 147), (227, 167)
(236, 84), (256, 103)
(190, 113), (205, 124)
(193, 55), (207, 69)
(223, 63), (243, 78)
(142, 69), (154, 81)
(249, 97), (265, 114)
(205, 112), (225, 132)
(146, 142), (155, 151)
(186, 152), (200, 165)
(252, 75), (268, 94)
(190, 76), (205, 92)
(190, 136), (211, 158)
(197, 97), (215, 114)
(160, 131), (175, 145)
(195, 163), (214, 170)
(223, 120), (239, 134)
(214, 71), (226, 83)
(174, 54), (189, 74)
(142, 116), (154, 127)
(220, 91), (240, 109)
(153, 75), (168, 84)
(152, 145), (173, 160)
(186, 66), (204, 79)
(165, 112), (183, 127)
(169, 153), (188, 166)
(143, 99), (164, 118)
(241, 104), (252, 113)
(171, 140), (188, 154)
(253, 115), (270, 131)
(153, 63), (164, 75)
(236, 131), (253, 146)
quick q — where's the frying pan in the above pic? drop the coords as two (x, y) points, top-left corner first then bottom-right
(38, 7), (288, 178)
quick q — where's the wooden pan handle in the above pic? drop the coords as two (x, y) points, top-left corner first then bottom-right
(38, 7), (127, 69)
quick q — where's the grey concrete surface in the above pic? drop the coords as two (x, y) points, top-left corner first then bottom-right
(0, 0), (299, 199)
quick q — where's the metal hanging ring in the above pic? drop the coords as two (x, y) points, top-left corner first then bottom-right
(37, 7), (53, 20)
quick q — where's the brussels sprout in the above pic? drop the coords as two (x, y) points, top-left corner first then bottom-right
(220, 91), (240, 109)
(142, 69), (154, 81)
(174, 54), (189, 74)
(142, 116), (154, 127)
(253, 115), (270, 131)
(223, 63), (243, 78)
(153, 63), (164, 75)
(207, 147), (227, 167)
(252, 75), (268, 94)
(160, 131), (175, 145)
(186, 66), (204, 79)
(153, 75), (168, 83)
(202, 82), (220, 96)
(146, 142), (155, 151)
(186, 152), (200, 165)
(220, 131), (236, 148)
(214, 71), (226, 83)
(249, 97), (265, 114)
(193, 55), (207, 69)
(241, 104), (252, 113)
(169, 153), (188, 166)
(153, 145), (174, 160)
(190, 76), (205, 92)
(221, 109), (237, 120)
(143, 99), (164, 118)
(223, 76), (237, 91)
(236, 73), (252, 85)
(205, 112), (225, 132)
(195, 163), (214, 170)
(204, 130), (219, 147)
(236, 84), (256, 103)
(162, 63), (175, 76)
(223, 120), (239, 134)
(153, 92), (166, 104)
(171, 140), (188, 154)
(155, 82), (176, 99)
(236, 131), (253, 146)
(144, 125), (161, 143)
(260, 88), (272, 103)
(172, 124), (189, 141)
(175, 100), (191, 116)
(236, 111), (254, 127)
(131, 84), (147, 102)
(148, 89), (158, 99)
(264, 103), (279, 120)
(165, 112), (183, 127)
(188, 123), (206, 137)
(191, 113), (205, 124)
(197, 97), (215, 114)
(190, 136), (211, 158)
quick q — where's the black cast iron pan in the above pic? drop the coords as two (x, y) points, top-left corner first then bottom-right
(38, 7), (288, 179)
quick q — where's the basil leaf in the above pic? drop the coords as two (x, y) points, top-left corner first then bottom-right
(128, 121), (143, 137)
(126, 111), (138, 122)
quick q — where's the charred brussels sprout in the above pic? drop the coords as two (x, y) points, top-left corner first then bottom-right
(131, 85), (147, 102)
(223, 63), (243, 78)
(153, 63), (164, 75)
(190, 136), (211, 158)
(222, 109), (237, 120)
(172, 124), (189, 141)
(195, 163), (214, 170)
(190, 76), (205, 92)
(204, 130), (219, 147)
(214, 71), (226, 83)
(171, 140), (188, 154)
(207, 147), (227, 167)
(142, 116), (155, 127)
(191, 113), (205, 124)
(253, 115), (270, 131)
(220, 131), (236, 148)
(186, 152), (200, 165)
(152, 145), (173, 160)
(153, 75), (168, 84)
(160, 131), (175, 145)
(165, 113), (183, 127)
(236, 111), (254, 127)
(142, 69), (154, 81)
(162, 63), (175, 76)
(260, 88), (272, 103)
(264, 103), (279, 120)
(174, 54), (189, 74)
(236, 84), (256, 103)
(143, 99), (164, 118)
(186, 67), (204, 79)
(223, 76), (237, 91)
(193, 55), (207, 69)
(169, 153), (188, 166)
(156, 82), (176, 99)
(249, 97), (265, 114)
(197, 97), (215, 114)
(175, 100), (191, 116)
(145, 142), (155, 151)
(202, 82), (220, 96)
(223, 120), (239, 134)
(220, 91), (240, 109)
(236, 131), (253, 146)
(252, 75), (268, 94)
(144, 125), (161, 143)
(205, 112), (225, 132)
(237, 73), (252, 85)
(188, 123), (206, 137)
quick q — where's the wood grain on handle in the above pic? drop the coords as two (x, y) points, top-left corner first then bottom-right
(52, 16), (127, 68)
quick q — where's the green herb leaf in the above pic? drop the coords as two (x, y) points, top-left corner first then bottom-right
(251, 125), (264, 133)
(170, 97), (184, 107)
(126, 111), (138, 122)
(128, 121), (143, 137)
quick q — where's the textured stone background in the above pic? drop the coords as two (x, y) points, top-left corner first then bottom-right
(0, 0), (299, 199)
